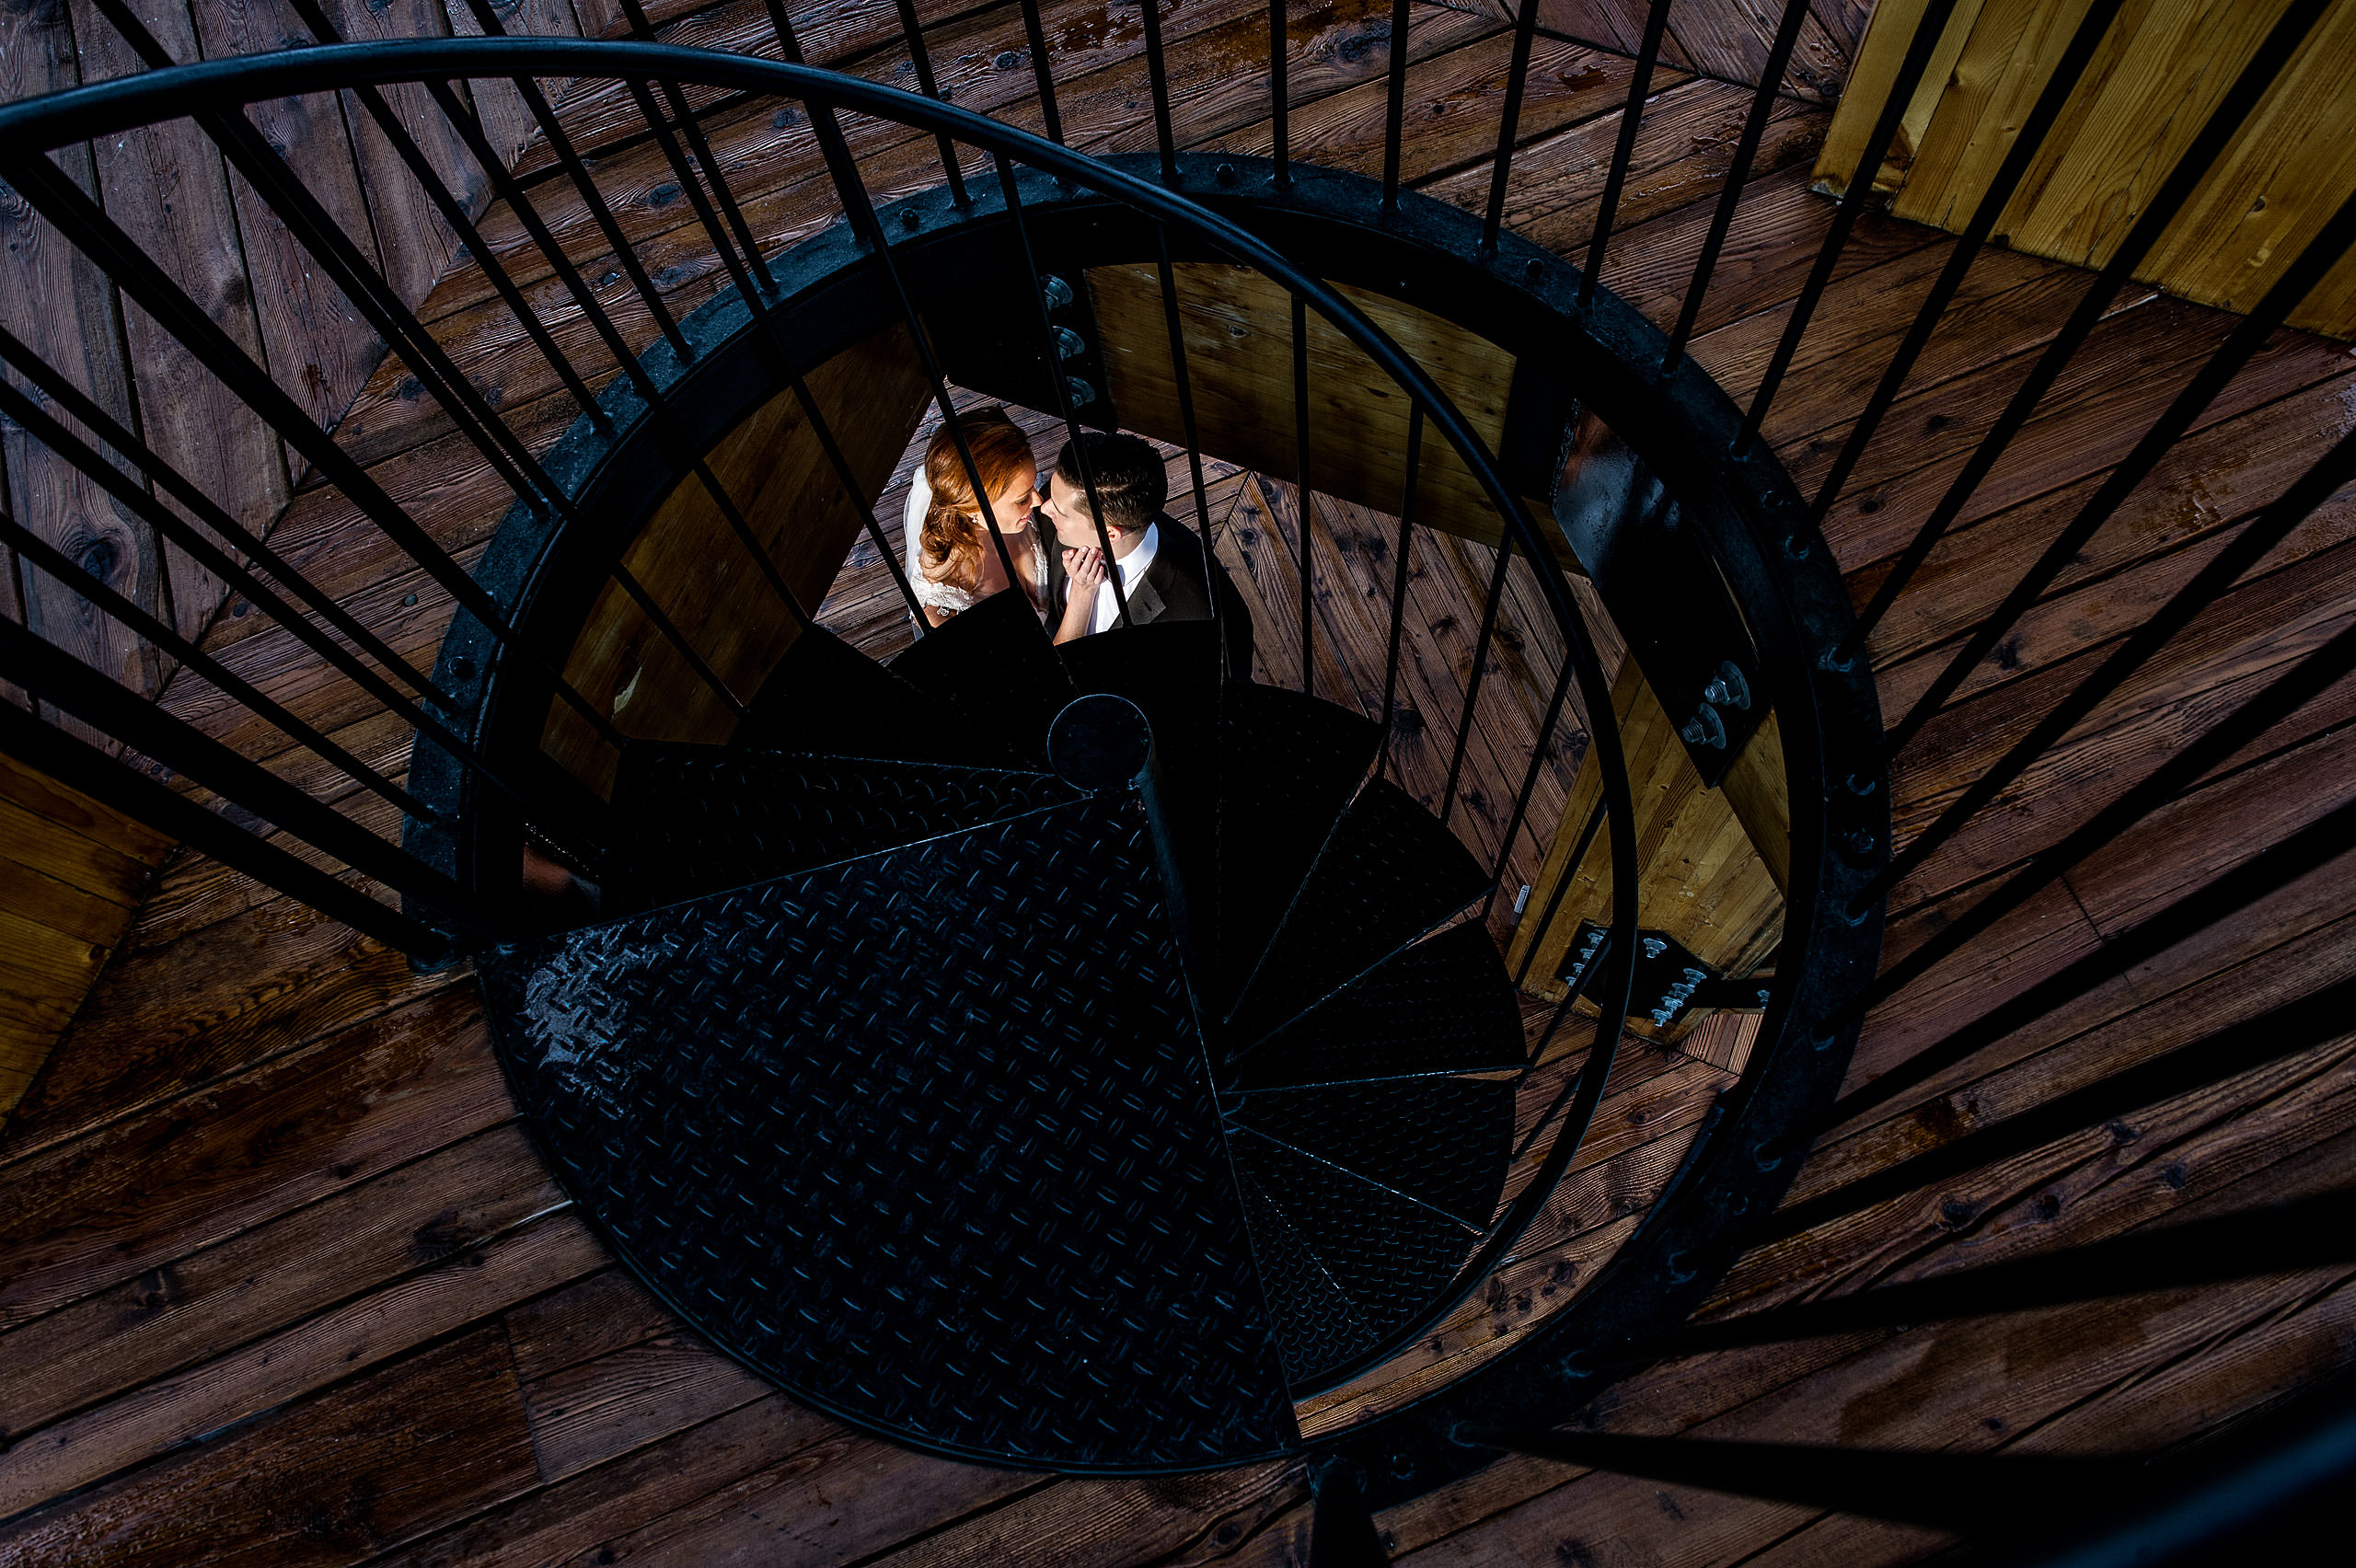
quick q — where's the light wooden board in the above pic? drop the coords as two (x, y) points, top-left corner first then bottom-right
(1504, 659), (1785, 1037)
(539, 323), (933, 794)
(0, 752), (172, 1126)
(1817, 0), (2356, 340)
(1085, 260), (1574, 565)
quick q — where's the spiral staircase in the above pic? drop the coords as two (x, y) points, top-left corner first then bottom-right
(482, 594), (1535, 1465)
(6, 0), (2356, 1559)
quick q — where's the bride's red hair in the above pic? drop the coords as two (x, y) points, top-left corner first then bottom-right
(919, 409), (1034, 593)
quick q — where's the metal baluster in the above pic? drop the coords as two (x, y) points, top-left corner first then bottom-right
(808, 120), (1026, 597)
(890, 0), (972, 203)
(1380, 0), (1411, 210)
(283, 0), (614, 434)
(1803, 793), (2356, 1142)
(1478, 652), (1578, 920)
(0, 616), (498, 937)
(1577, 0), (1674, 310)
(1510, 796), (1604, 990)
(1139, 0), (1179, 185)
(1015, 0), (1064, 144)
(1806, 0), (2127, 552)
(1372, 402), (1423, 778)
(1626, 1186), (2356, 1360)
(456, 0), (693, 360)
(1766, 0), (2326, 531)
(1292, 293), (1314, 694)
(1269, 0), (1290, 187)
(0, 510), (433, 823)
(1732, 0), (1961, 456)
(0, 150), (629, 750)
(0, 360), (601, 843)
(0, 702), (455, 957)
(0, 329), (435, 698)
(1455, 1426), (2127, 1531)
(1151, 227), (1220, 658)
(618, 66), (930, 628)
(1877, 181), (2356, 765)
(1481, 0), (1543, 254)
(1764, 974), (2356, 1246)
(1824, 423), (2356, 1036)
(1660, 0), (1813, 371)
(1440, 523), (1518, 828)
(996, 156), (1130, 628)
(85, 0), (582, 526)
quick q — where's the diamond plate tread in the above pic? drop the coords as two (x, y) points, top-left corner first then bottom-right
(610, 746), (1078, 908)
(1229, 923), (1527, 1091)
(1226, 1125), (1478, 1351)
(478, 794), (1298, 1470)
(1226, 778), (1493, 1053)
(741, 625), (1013, 767)
(888, 587), (1074, 764)
(1216, 684), (1380, 1012)
(1234, 1166), (1378, 1385)
(1228, 1077), (1514, 1230)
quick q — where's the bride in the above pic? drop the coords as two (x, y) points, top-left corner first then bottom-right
(904, 409), (1052, 627)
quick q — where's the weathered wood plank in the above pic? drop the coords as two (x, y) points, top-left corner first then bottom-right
(502, 1265), (682, 1384)
(0, 1121), (559, 1440)
(0, 1209), (600, 1520)
(79, 0), (285, 645)
(522, 1331), (774, 1481)
(1417, 77), (1830, 262)
(0, 0), (161, 708)
(0, 897), (462, 1159)
(1806, 299), (2351, 571)
(370, 1396), (837, 1568)
(0, 983), (506, 1327)
(0, 1326), (537, 1568)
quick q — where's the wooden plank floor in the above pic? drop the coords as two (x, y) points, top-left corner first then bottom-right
(6, 0), (2356, 1562)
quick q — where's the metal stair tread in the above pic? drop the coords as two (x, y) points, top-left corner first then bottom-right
(610, 745), (1079, 908)
(740, 624), (1015, 768)
(887, 586), (1074, 763)
(1227, 1076), (1515, 1231)
(1225, 777), (1495, 1053)
(1226, 922), (1528, 1090)
(478, 792), (1295, 1470)
(1215, 683), (1382, 1014)
(1225, 1125), (1479, 1360)
(1234, 1166), (1380, 1386)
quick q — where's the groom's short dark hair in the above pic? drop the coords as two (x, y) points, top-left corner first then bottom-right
(1056, 432), (1166, 535)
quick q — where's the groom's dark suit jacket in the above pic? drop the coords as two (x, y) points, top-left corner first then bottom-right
(1039, 513), (1255, 673)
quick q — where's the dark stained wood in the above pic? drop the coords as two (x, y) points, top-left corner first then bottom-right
(0, 0), (160, 709)
(0, 1328), (538, 1568)
(76, 0), (283, 648)
(0, 1124), (559, 1442)
(521, 1331), (774, 1481)
(368, 1397), (839, 1568)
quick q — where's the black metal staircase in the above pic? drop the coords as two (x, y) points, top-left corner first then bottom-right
(479, 592), (1525, 1467)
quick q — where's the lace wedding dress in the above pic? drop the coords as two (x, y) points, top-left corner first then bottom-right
(903, 467), (1049, 619)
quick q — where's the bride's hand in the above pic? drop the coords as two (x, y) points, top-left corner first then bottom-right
(1056, 546), (1106, 641)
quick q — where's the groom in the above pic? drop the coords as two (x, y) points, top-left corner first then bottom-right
(1038, 431), (1253, 674)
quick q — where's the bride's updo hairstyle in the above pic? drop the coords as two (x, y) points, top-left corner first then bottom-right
(919, 409), (1034, 592)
